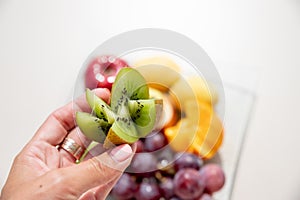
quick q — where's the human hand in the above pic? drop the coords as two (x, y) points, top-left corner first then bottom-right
(0, 88), (135, 200)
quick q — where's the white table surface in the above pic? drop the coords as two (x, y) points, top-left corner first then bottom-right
(0, 0), (300, 199)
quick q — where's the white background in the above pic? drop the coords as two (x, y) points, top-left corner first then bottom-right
(0, 0), (300, 199)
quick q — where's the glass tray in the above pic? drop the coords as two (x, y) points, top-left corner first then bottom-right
(210, 84), (254, 200)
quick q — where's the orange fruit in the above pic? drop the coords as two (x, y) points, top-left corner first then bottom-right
(133, 56), (181, 91)
(164, 102), (223, 159)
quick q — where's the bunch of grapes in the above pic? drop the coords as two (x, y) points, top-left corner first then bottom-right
(110, 131), (225, 200)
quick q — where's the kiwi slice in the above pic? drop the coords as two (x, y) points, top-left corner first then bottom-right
(75, 67), (158, 148)
(75, 112), (111, 143)
(128, 99), (156, 137)
(110, 67), (149, 112)
(104, 117), (138, 149)
(86, 89), (115, 123)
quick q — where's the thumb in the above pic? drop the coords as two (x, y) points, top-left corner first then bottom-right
(52, 144), (134, 199)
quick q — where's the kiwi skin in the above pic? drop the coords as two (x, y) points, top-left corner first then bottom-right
(103, 122), (139, 149)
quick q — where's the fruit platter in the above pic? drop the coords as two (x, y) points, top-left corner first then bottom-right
(72, 29), (254, 200)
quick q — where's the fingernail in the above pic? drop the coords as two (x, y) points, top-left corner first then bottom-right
(110, 144), (133, 162)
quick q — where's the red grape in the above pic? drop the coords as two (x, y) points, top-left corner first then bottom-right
(156, 147), (176, 176)
(169, 197), (181, 200)
(135, 140), (144, 153)
(174, 152), (203, 171)
(85, 55), (127, 90)
(136, 182), (161, 200)
(130, 153), (158, 175)
(111, 173), (137, 200)
(173, 168), (205, 200)
(159, 177), (174, 199)
(199, 164), (225, 193)
(144, 131), (167, 152)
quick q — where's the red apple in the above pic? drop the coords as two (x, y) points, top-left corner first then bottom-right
(85, 55), (128, 90)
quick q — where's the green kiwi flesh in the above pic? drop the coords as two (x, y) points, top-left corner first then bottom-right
(128, 99), (156, 137)
(75, 112), (111, 143)
(109, 116), (138, 143)
(86, 89), (115, 123)
(110, 67), (149, 112)
(76, 68), (158, 147)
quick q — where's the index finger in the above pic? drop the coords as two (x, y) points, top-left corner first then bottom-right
(31, 88), (110, 145)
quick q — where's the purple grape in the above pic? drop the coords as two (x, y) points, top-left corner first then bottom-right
(111, 173), (137, 200)
(159, 177), (174, 199)
(156, 146), (176, 176)
(173, 168), (205, 200)
(144, 131), (167, 152)
(169, 197), (181, 200)
(199, 164), (225, 193)
(130, 153), (157, 175)
(136, 182), (161, 200)
(174, 152), (203, 171)
(198, 193), (213, 200)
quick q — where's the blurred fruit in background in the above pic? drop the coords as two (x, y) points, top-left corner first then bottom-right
(133, 56), (181, 91)
(85, 55), (128, 90)
(133, 55), (223, 159)
(199, 164), (225, 194)
(165, 102), (223, 159)
(149, 87), (179, 130)
(187, 76), (219, 105)
(173, 168), (206, 199)
(111, 173), (138, 200)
